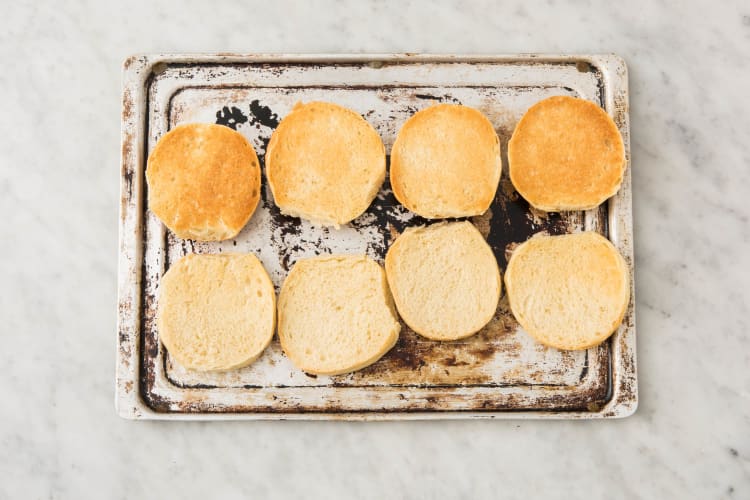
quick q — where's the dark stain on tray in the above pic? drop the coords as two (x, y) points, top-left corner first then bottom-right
(215, 105), (248, 130)
(413, 92), (461, 104)
(576, 61), (593, 73)
(148, 383), (610, 414)
(121, 154), (134, 202)
(248, 99), (280, 128)
(376, 329), (428, 372)
(443, 354), (470, 367)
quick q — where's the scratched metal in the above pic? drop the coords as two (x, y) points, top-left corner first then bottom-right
(117, 54), (637, 420)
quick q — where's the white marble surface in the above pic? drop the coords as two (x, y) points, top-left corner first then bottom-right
(1, 0), (748, 498)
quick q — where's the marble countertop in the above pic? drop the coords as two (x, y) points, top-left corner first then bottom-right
(2, 0), (748, 498)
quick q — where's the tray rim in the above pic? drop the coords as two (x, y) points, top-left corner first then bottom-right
(117, 53), (637, 420)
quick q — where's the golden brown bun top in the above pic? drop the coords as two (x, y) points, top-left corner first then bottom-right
(265, 101), (386, 226)
(390, 104), (501, 219)
(146, 123), (261, 241)
(508, 96), (625, 212)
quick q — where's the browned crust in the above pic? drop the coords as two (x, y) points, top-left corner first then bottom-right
(390, 104), (501, 219)
(265, 102), (385, 225)
(508, 96), (625, 211)
(146, 123), (261, 240)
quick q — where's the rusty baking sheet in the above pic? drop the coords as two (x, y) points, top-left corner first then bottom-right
(117, 54), (636, 420)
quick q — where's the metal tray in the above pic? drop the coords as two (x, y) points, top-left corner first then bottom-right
(118, 54), (636, 420)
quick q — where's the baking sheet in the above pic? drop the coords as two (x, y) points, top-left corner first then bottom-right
(118, 54), (636, 419)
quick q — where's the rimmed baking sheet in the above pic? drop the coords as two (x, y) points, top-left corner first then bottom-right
(117, 54), (636, 419)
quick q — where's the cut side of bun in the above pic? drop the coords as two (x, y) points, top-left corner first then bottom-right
(385, 221), (502, 341)
(504, 232), (630, 350)
(277, 255), (400, 375)
(157, 253), (276, 371)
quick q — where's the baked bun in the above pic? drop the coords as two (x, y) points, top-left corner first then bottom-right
(146, 123), (261, 241)
(390, 104), (501, 218)
(504, 232), (630, 350)
(508, 95), (625, 211)
(157, 253), (276, 371)
(385, 221), (501, 341)
(266, 102), (386, 226)
(277, 255), (400, 375)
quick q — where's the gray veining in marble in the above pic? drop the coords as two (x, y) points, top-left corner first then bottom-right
(1, 0), (748, 498)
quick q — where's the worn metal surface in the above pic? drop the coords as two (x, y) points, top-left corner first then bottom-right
(118, 54), (636, 419)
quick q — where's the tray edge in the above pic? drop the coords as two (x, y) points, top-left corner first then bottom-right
(115, 53), (637, 420)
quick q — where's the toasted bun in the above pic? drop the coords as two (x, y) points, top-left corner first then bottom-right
(504, 232), (630, 350)
(157, 253), (276, 371)
(266, 102), (386, 226)
(146, 123), (261, 241)
(385, 222), (501, 341)
(390, 104), (501, 219)
(508, 96), (625, 211)
(277, 255), (400, 375)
